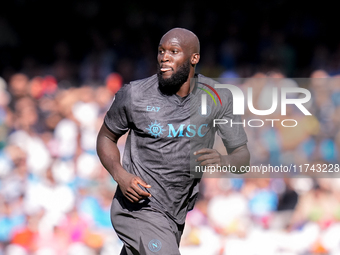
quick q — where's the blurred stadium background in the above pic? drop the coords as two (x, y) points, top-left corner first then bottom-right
(1, 1), (340, 255)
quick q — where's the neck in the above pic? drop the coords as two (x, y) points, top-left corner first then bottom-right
(176, 69), (195, 97)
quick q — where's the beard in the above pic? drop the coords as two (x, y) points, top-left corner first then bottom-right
(157, 60), (191, 95)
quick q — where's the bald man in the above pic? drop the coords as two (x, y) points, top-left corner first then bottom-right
(97, 28), (250, 254)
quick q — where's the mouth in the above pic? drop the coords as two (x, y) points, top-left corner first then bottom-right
(160, 66), (173, 73)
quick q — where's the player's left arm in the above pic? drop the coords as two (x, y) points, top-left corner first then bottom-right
(194, 144), (250, 174)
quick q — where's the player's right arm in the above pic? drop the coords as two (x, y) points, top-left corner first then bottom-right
(96, 124), (151, 203)
(97, 82), (151, 203)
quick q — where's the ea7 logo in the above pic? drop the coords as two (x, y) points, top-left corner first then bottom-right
(201, 84), (312, 116)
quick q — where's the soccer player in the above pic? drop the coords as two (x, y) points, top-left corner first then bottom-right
(96, 28), (250, 255)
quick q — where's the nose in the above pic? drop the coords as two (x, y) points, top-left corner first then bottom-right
(160, 51), (169, 62)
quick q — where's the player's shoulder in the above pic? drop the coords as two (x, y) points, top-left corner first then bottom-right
(130, 74), (158, 89)
(116, 74), (158, 96)
(196, 73), (232, 101)
(197, 73), (219, 87)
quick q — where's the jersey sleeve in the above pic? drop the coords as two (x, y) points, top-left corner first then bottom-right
(104, 83), (131, 136)
(216, 89), (248, 149)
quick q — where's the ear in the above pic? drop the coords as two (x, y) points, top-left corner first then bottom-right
(191, 53), (200, 65)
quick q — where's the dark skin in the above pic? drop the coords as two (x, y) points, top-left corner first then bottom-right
(158, 28), (200, 96)
(97, 124), (151, 203)
(97, 28), (250, 203)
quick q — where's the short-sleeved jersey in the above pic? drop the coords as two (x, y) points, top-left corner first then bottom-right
(104, 74), (247, 224)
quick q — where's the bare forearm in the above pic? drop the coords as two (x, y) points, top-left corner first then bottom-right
(96, 124), (152, 202)
(96, 125), (126, 181)
(222, 144), (250, 173)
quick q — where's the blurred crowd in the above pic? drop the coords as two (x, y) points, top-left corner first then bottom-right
(0, 73), (124, 255)
(0, 67), (340, 255)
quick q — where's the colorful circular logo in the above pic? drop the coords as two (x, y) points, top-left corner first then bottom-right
(148, 239), (162, 252)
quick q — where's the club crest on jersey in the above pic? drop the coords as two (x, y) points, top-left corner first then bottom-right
(148, 239), (162, 252)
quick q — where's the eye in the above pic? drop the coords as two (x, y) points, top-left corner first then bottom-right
(172, 49), (178, 54)
(158, 49), (165, 54)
